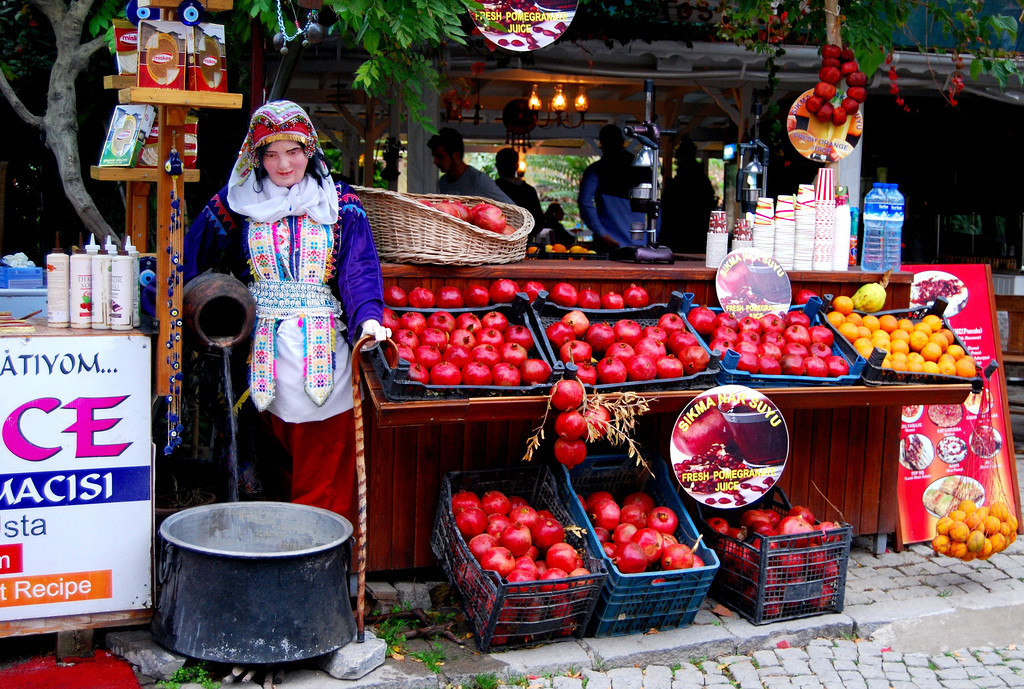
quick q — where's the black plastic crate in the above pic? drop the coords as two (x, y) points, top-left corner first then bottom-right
(556, 453), (720, 637)
(431, 465), (608, 651)
(370, 292), (558, 401)
(529, 290), (720, 392)
(685, 297), (866, 388)
(822, 296), (980, 386)
(695, 488), (852, 625)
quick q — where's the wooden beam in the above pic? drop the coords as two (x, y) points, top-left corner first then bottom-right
(698, 84), (741, 128)
(125, 181), (151, 252)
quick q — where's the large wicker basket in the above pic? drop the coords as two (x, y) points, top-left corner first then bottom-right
(354, 186), (534, 266)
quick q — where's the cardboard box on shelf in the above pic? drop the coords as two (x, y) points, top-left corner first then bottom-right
(113, 19), (138, 75)
(188, 24), (227, 92)
(98, 104), (157, 167)
(137, 20), (188, 90)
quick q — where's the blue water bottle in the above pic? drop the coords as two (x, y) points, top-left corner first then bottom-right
(884, 184), (905, 271)
(860, 183), (889, 272)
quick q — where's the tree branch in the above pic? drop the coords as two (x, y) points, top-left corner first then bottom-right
(75, 34), (109, 64)
(0, 71), (43, 130)
(27, 0), (66, 30)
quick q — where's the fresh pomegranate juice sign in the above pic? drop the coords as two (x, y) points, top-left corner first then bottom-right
(670, 385), (789, 508)
(471, 0), (577, 51)
(786, 89), (864, 164)
(896, 264), (1018, 544)
(0, 334), (151, 621)
(715, 249), (792, 320)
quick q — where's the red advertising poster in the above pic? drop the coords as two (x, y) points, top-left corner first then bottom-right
(898, 264), (1018, 544)
(470, 0), (577, 51)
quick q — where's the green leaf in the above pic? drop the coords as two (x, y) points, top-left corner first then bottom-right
(969, 57), (983, 80)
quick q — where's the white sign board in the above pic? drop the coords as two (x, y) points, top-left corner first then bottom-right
(0, 334), (151, 621)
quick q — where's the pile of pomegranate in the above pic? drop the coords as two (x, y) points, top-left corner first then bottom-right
(707, 504), (846, 616)
(548, 378), (610, 469)
(543, 282), (651, 310)
(452, 488), (591, 585)
(419, 198), (512, 234)
(580, 489), (704, 574)
(546, 309), (710, 384)
(685, 306), (850, 378)
(807, 45), (867, 127)
(383, 280), (526, 309)
(383, 304), (551, 387)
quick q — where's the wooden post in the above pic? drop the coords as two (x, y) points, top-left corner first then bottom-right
(125, 181), (151, 252)
(155, 105), (188, 396)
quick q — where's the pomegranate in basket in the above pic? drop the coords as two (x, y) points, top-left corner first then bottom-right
(469, 203), (509, 234)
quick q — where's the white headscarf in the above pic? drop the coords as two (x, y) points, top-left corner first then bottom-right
(226, 100), (339, 226)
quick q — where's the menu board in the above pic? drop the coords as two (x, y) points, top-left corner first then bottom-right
(897, 264), (1018, 544)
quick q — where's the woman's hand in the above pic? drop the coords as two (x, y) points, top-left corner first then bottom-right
(358, 319), (391, 349)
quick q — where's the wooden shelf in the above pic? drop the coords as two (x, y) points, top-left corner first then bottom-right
(90, 165), (200, 183)
(118, 87), (243, 109)
(104, 75), (135, 90)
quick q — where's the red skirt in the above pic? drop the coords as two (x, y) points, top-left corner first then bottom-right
(266, 410), (357, 522)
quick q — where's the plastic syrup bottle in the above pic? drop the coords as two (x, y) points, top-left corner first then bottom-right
(109, 238), (134, 331)
(71, 235), (98, 328)
(124, 235), (141, 328)
(860, 183), (890, 272)
(91, 235), (116, 330)
(885, 183), (905, 272)
(45, 233), (70, 328)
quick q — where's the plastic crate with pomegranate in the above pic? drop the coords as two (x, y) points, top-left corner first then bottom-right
(431, 465), (608, 651)
(695, 488), (852, 625)
(556, 453), (720, 637)
(530, 290), (720, 392)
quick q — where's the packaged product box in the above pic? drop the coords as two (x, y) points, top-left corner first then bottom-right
(137, 20), (188, 90)
(113, 19), (138, 75)
(139, 116), (197, 169)
(188, 24), (227, 92)
(98, 104), (157, 167)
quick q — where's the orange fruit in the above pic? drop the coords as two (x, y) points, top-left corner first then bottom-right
(878, 314), (898, 333)
(891, 352), (908, 364)
(955, 356), (977, 378)
(921, 342), (943, 362)
(914, 322), (933, 335)
(979, 538), (994, 559)
(898, 318), (915, 333)
(891, 359), (909, 371)
(551, 243), (567, 252)
(989, 502), (1010, 521)
(908, 352), (925, 364)
(946, 344), (966, 360)
(872, 338), (891, 353)
(862, 315), (881, 332)
(845, 313), (863, 327)
(990, 532), (1007, 553)
(939, 329), (956, 346)
(965, 512), (983, 531)
(936, 516), (954, 535)
(966, 529), (986, 553)
(833, 295), (854, 315)
(839, 322), (860, 342)
(949, 521), (970, 542)
(890, 329), (911, 344)
(959, 500), (977, 516)
(890, 339), (910, 355)
(857, 326), (873, 340)
(909, 330), (929, 352)
(880, 358), (893, 369)
(932, 534), (951, 554)
(907, 360), (924, 372)
(948, 541), (968, 558)
(922, 314), (942, 332)
(938, 359), (957, 376)
(929, 333), (950, 350)
(961, 550), (977, 562)
(826, 311), (845, 327)
(1009, 515), (1018, 532)
(922, 361), (940, 374)
(984, 516), (1001, 535)
(949, 509), (966, 522)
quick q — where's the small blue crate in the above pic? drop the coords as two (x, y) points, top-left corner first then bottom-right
(0, 267), (44, 289)
(556, 453), (720, 637)
(684, 297), (865, 388)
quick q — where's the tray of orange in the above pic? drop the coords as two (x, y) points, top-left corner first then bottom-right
(525, 243), (606, 260)
(821, 296), (980, 386)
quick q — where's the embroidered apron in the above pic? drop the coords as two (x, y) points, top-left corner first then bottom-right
(246, 215), (344, 413)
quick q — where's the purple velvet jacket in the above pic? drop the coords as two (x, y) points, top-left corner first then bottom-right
(183, 180), (384, 345)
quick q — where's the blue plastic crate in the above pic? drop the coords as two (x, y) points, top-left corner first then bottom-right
(684, 297), (865, 388)
(529, 290), (720, 392)
(556, 453), (720, 637)
(0, 267), (44, 289)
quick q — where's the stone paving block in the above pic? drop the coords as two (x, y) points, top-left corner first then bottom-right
(582, 669), (611, 689)
(318, 631), (388, 680)
(864, 679), (891, 689)
(702, 674), (730, 685)
(757, 665), (788, 677)
(937, 667), (971, 680)
(942, 681), (989, 689)
(669, 681), (704, 689)
(910, 665), (939, 679)
(394, 582), (433, 612)
(806, 646), (833, 660)
(641, 665), (673, 689)
(837, 670), (867, 687)
(606, 667), (644, 689)
(282, 660), (441, 689)
(779, 659), (810, 676)
(858, 663), (885, 678)
(552, 676), (583, 689)
(105, 630), (186, 681)
(905, 653), (931, 667)
(669, 671), (702, 688)
(367, 581), (400, 607)
(700, 660), (723, 675)
(1006, 675), (1024, 688)
(806, 658), (835, 676)
(970, 667), (996, 678)
(753, 650), (780, 667)
(882, 660), (907, 674)
(831, 659), (857, 672)
(975, 677), (1010, 688)
(776, 647), (810, 661)
(489, 642), (591, 678)
(832, 646), (858, 662)
(791, 676), (823, 687)
(933, 655), (964, 669)
(581, 624), (736, 670)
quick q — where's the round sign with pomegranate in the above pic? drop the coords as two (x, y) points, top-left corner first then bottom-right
(715, 249), (792, 321)
(670, 385), (789, 509)
(470, 0), (577, 51)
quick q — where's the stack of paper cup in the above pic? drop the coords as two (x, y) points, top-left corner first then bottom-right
(752, 197), (775, 256)
(794, 184), (816, 269)
(832, 193), (851, 271)
(812, 168), (836, 270)
(706, 211), (729, 268)
(731, 218), (753, 251)
(774, 195), (796, 270)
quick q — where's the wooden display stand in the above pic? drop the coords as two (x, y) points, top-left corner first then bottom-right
(357, 262), (974, 572)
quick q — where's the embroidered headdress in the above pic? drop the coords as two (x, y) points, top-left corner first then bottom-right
(233, 100), (322, 182)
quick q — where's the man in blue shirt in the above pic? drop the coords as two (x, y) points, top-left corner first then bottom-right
(578, 124), (649, 250)
(428, 128), (513, 205)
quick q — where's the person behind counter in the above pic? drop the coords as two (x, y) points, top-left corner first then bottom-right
(182, 100), (389, 521)
(577, 124), (649, 251)
(428, 127), (514, 205)
(494, 147), (544, 229)
(659, 136), (718, 253)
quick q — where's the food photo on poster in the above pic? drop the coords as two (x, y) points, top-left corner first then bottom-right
(714, 249), (792, 320)
(470, 0), (577, 51)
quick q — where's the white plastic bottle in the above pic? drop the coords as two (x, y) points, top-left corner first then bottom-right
(91, 236), (116, 330)
(124, 235), (141, 328)
(109, 241), (134, 331)
(885, 184), (905, 272)
(860, 183), (889, 272)
(45, 235), (70, 328)
(70, 235), (98, 329)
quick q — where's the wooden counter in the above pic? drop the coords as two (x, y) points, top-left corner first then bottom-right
(362, 262), (962, 572)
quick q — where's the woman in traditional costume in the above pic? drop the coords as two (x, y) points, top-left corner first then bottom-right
(183, 100), (387, 520)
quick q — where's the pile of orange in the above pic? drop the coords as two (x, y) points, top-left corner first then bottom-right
(826, 296), (977, 377)
(932, 499), (1018, 561)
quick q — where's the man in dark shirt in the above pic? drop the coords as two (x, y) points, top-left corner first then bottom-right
(494, 147), (544, 230)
